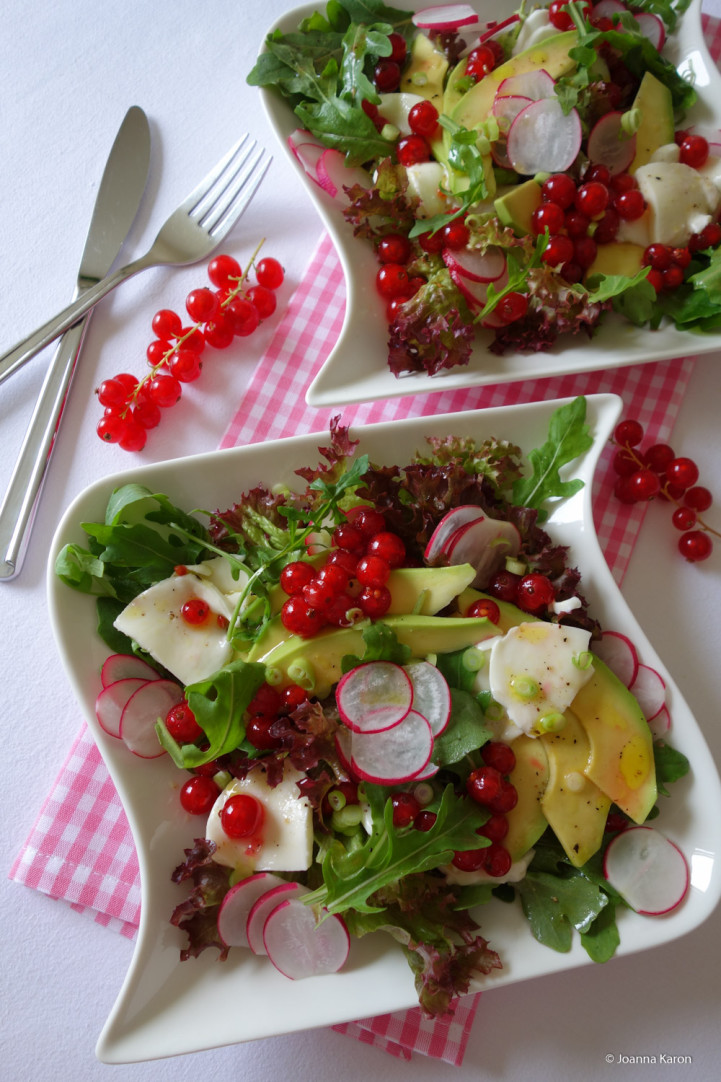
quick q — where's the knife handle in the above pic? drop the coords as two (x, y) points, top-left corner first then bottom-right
(0, 318), (88, 580)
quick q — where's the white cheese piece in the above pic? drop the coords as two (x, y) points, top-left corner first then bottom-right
(405, 161), (450, 217)
(650, 143), (680, 164)
(697, 153), (721, 193)
(512, 10), (556, 54)
(616, 207), (652, 248)
(441, 848), (536, 886)
(635, 160), (721, 245)
(488, 621), (594, 735)
(184, 556), (249, 597)
(378, 92), (425, 134)
(113, 572), (234, 685)
(206, 766), (313, 873)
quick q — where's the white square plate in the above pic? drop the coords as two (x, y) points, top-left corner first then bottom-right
(48, 394), (721, 1063)
(257, 0), (721, 407)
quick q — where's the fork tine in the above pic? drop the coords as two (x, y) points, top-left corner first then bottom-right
(184, 132), (252, 215)
(199, 147), (272, 238)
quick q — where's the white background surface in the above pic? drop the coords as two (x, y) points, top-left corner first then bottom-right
(1, 1), (720, 1080)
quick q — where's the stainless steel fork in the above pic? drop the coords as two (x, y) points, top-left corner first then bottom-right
(0, 134), (272, 384)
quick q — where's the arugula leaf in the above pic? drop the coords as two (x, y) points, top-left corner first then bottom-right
(579, 897), (621, 962)
(511, 396), (594, 515)
(157, 659), (267, 768)
(654, 739), (691, 796)
(515, 869), (610, 952)
(305, 784), (489, 915)
(409, 117), (494, 238)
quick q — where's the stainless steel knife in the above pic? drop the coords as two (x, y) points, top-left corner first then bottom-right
(0, 105), (151, 580)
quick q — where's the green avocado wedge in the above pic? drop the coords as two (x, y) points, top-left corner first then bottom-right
(456, 587), (657, 824)
(503, 734), (550, 862)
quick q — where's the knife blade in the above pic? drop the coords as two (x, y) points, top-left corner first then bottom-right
(0, 105), (151, 580)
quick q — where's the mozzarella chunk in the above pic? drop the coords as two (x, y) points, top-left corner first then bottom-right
(405, 161), (450, 217)
(206, 766), (313, 873)
(488, 622), (594, 735)
(113, 572), (234, 685)
(512, 10), (556, 54)
(635, 160), (721, 245)
(185, 556), (249, 598)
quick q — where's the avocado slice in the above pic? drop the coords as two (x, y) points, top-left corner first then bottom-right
(585, 241), (645, 280)
(494, 177), (543, 236)
(629, 72), (675, 174)
(538, 710), (611, 867)
(456, 588), (657, 824)
(400, 31), (448, 109)
(504, 734), (549, 862)
(257, 614), (499, 698)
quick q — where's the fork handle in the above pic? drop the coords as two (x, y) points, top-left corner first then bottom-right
(0, 315), (89, 579)
(0, 255), (151, 386)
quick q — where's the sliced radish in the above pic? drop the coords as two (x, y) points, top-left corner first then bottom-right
(442, 245), (506, 283)
(412, 4), (479, 31)
(217, 872), (286, 949)
(350, 710), (434, 784)
(629, 663), (666, 721)
(634, 12), (665, 50)
(478, 13), (521, 42)
(496, 68), (555, 102)
(100, 653), (158, 687)
(424, 504), (488, 560)
(603, 826), (689, 915)
(404, 661), (451, 736)
(95, 677), (150, 738)
(648, 703), (671, 739)
(119, 679), (184, 758)
(507, 98), (582, 176)
(316, 148), (370, 201)
(336, 661), (413, 734)
(445, 515), (521, 588)
(447, 262), (493, 308)
(586, 112), (636, 175)
(247, 881), (308, 955)
(287, 131), (325, 183)
(592, 0), (627, 18)
(593, 630), (639, 688)
(492, 94), (533, 128)
(263, 898), (350, 979)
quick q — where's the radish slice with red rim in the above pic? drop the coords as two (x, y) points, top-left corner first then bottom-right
(334, 727), (354, 776)
(587, 112), (636, 175)
(593, 630), (639, 688)
(592, 0), (627, 17)
(119, 679), (184, 758)
(247, 881), (308, 955)
(96, 678), (150, 738)
(316, 148), (370, 202)
(446, 262), (492, 308)
(629, 663), (666, 721)
(634, 12), (665, 50)
(287, 131), (326, 186)
(492, 94), (533, 126)
(404, 661), (451, 736)
(263, 898), (350, 978)
(350, 710), (434, 784)
(100, 653), (158, 688)
(648, 704), (671, 739)
(424, 504), (488, 560)
(442, 245), (506, 283)
(603, 826), (689, 915)
(217, 872), (286, 949)
(441, 513), (521, 588)
(496, 68), (555, 101)
(507, 98), (582, 176)
(336, 661), (413, 733)
(412, 4), (479, 31)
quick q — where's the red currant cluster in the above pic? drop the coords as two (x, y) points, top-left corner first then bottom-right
(279, 507), (407, 638)
(95, 249), (285, 451)
(612, 418), (718, 562)
(457, 741), (518, 877)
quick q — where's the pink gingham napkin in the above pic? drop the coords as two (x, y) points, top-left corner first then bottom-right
(11, 14), (721, 1065)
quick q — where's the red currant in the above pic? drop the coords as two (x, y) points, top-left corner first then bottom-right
(356, 554), (391, 587)
(96, 413), (126, 443)
(366, 531), (405, 568)
(180, 775), (220, 815)
(186, 287), (219, 323)
(220, 793), (264, 838)
(467, 765), (503, 806)
(166, 702), (203, 743)
(542, 172), (577, 208)
(377, 233), (412, 264)
(679, 134), (709, 169)
(496, 291), (529, 323)
(280, 561), (316, 596)
(614, 419), (645, 446)
(255, 257), (284, 289)
(451, 847), (489, 872)
(627, 469), (661, 501)
(481, 741), (516, 774)
(465, 44), (497, 81)
(531, 202), (565, 235)
(408, 100), (439, 138)
(226, 296), (260, 336)
(374, 59), (401, 92)
(376, 263), (411, 299)
(516, 573), (555, 613)
(208, 254), (241, 290)
(482, 842), (513, 877)
(152, 308), (182, 339)
(614, 189), (646, 221)
(247, 285), (278, 319)
(684, 486), (712, 512)
(644, 443), (675, 472)
(678, 530), (713, 562)
(97, 377), (131, 409)
(477, 813), (509, 843)
(666, 457), (700, 490)
(391, 791), (421, 828)
(441, 219), (470, 250)
(246, 715), (283, 750)
(358, 585), (392, 618)
(169, 348), (202, 383)
(672, 506), (697, 531)
(486, 570), (520, 603)
(466, 598), (501, 623)
(281, 595), (326, 637)
(147, 373), (182, 407)
(118, 415), (147, 452)
(333, 522), (365, 553)
(387, 32), (407, 63)
(541, 234), (575, 267)
(181, 598), (210, 625)
(574, 182), (609, 218)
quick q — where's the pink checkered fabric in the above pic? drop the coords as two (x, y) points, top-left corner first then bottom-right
(10, 14), (721, 1066)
